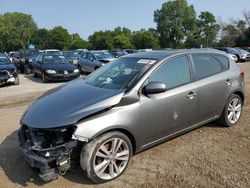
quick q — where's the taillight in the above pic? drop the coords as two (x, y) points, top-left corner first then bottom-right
(240, 68), (244, 78)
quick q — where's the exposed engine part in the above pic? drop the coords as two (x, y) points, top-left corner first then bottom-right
(19, 124), (79, 181)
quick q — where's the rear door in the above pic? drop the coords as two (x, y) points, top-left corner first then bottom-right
(191, 53), (231, 122)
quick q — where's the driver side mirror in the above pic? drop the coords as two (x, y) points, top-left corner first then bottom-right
(143, 82), (167, 95)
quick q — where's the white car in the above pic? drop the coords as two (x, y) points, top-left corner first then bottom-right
(42, 49), (63, 55)
(228, 53), (238, 62)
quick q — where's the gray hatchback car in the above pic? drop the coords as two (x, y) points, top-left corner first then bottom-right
(19, 50), (245, 183)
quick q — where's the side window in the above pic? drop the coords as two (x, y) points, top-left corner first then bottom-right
(192, 54), (222, 80)
(213, 54), (229, 71)
(149, 56), (191, 89)
(87, 53), (95, 61)
(38, 55), (43, 62)
(81, 52), (87, 59)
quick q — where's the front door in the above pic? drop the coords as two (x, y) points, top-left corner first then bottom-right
(138, 55), (198, 146)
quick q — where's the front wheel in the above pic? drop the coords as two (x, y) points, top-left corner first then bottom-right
(219, 94), (243, 127)
(80, 132), (132, 183)
(42, 73), (48, 83)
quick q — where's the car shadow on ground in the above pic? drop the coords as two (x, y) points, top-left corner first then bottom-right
(0, 130), (93, 186)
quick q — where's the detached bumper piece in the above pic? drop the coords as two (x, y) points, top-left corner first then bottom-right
(21, 141), (77, 181)
(19, 124), (78, 181)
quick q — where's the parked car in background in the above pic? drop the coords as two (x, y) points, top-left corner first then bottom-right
(63, 51), (79, 65)
(19, 50), (244, 183)
(33, 54), (79, 83)
(240, 47), (250, 52)
(234, 48), (250, 61)
(42, 49), (63, 55)
(215, 47), (249, 62)
(124, 49), (139, 54)
(8, 51), (20, 63)
(78, 51), (115, 73)
(227, 53), (238, 62)
(109, 50), (128, 58)
(74, 49), (88, 56)
(18, 50), (41, 74)
(0, 53), (19, 86)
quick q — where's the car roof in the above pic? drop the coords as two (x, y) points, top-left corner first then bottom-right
(122, 49), (226, 61)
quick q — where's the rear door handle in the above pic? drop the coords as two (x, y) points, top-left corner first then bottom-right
(225, 79), (232, 85)
(187, 91), (197, 99)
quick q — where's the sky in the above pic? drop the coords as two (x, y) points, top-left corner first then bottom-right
(0, 0), (249, 39)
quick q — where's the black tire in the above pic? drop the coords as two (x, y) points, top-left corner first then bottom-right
(14, 76), (20, 85)
(236, 55), (240, 63)
(42, 73), (48, 83)
(80, 131), (133, 183)
(78, 65), (82, 73)
(33, 70), (38, 78)
(218, 94), (243, 127)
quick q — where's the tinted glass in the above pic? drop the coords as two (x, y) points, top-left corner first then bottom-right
(149, 56), (191, 89)
(84, 58), (154, 90)
(213, 54), (229, 71)
(42, 55), (69, 64)
(192, 54), (222, 80)
(0, 57), (11, 65)
(87, 53), (95, 61)
(81, 52), (87, 59)
(92, 51), (114, 59)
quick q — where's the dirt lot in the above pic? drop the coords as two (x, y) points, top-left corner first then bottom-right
(0, 64), (250, 188)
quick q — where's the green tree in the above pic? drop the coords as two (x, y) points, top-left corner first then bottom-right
(132, 29), (160, 49)
(113, 34), (133, 49)
(220, 24), (238, 46)
(0, 12), (37, 51)
(154, 0), (197, 48)
(219, 20), (247, 47)
(89, 31), (114, 50)
(196, 11), (220, 47)
(69, 33), (88, 49)
(30, 28), (51, 49)
(49, 26), (71, 50)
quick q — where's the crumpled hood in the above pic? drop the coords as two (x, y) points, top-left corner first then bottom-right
(22, 78), (125, 128)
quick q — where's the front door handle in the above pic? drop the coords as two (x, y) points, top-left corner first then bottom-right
(187, 91), (197, 99)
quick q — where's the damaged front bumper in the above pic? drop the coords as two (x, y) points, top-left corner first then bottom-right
(19, 124), (79, 181)
(0, 70), (17, 85)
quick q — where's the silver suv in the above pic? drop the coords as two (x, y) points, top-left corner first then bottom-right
(19, 50), (245, 183)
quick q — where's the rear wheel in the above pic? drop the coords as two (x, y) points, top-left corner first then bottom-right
(33, 70), (38, 78)
(219, 94), (243, 127)
(78, 65), (82, 73)
(80, 132), (132, 183)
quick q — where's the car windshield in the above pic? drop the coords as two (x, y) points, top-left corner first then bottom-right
(43, 55), (69, 64)
(227, 48), (239, 54)
(84, 58), (155, 90)
(0, 57), (11, 65)
(63, 52), (79, 59)
(92, 52), (114, 59)
(237, 48), (248, 54)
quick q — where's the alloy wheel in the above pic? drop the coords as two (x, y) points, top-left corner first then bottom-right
(227, 97), (242, 124)
(93, 138), (130, 180)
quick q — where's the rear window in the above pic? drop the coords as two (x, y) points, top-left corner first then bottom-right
(213, 54), (229, 71)
(192, 54), (222, 80)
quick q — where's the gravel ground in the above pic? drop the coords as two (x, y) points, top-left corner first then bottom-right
(0, 63), (249, 188)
